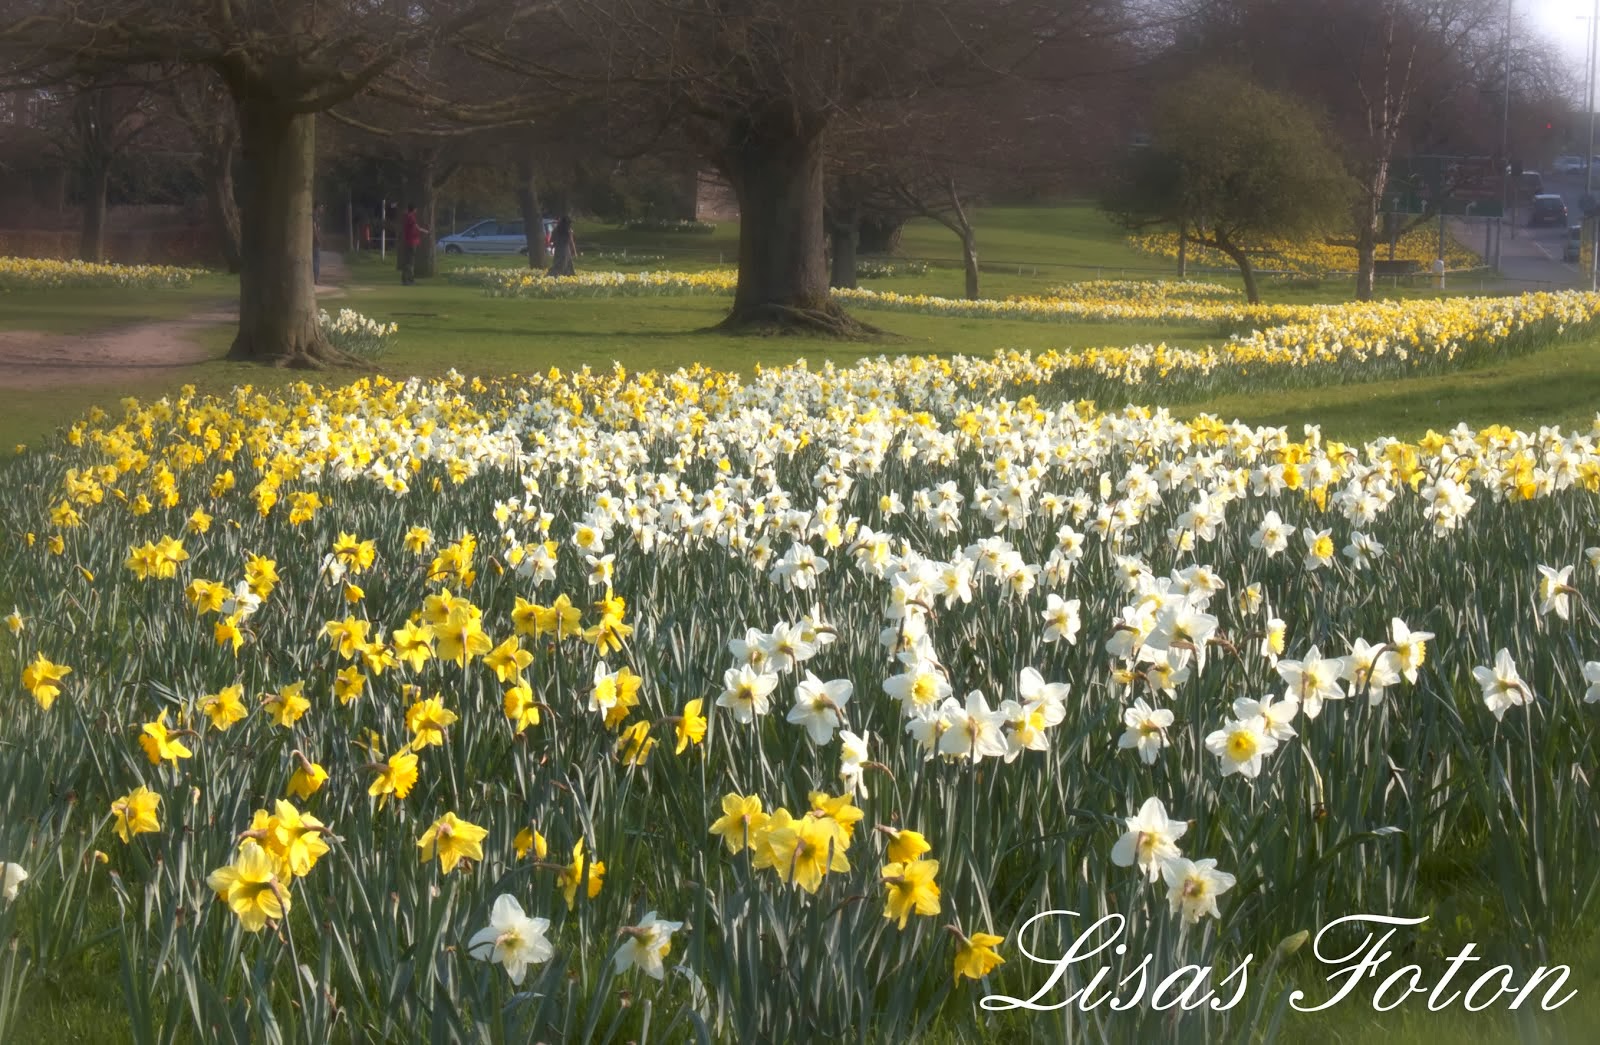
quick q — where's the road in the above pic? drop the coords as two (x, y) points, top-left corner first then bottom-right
(1462, 169), (1594, 290)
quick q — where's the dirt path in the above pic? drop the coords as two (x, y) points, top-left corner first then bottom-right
(0, 306), (234, 391)
(0, 252), (349, 391)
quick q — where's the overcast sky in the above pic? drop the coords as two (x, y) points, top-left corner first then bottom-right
(1531, 0), (1593, 61)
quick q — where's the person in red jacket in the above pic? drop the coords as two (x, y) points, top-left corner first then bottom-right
(399, 203), (429, 285)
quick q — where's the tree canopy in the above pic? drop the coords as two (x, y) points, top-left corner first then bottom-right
(1103, 66), (1354, 302)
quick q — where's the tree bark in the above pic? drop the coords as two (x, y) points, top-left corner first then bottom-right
(78, 164), (109, 263)
(942, 177), (980, 300)
(515, 154), (547, 269)
(228, 98), (343, 367)
(858, 215), (903, 254)
(405, 147), (439, 280)
(829, 209), (859, 289)
(716, 120), (871, 335)
(960, 230), (980, 300)
(1352, 164), (1387, 302)
(1213, 234), (1260, 304)
(201, 138), (242, 274)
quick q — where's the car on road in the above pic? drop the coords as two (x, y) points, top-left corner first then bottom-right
(437, 218), (557, 256)
(1566, 225), (1584, 263)
(1528, 194), (1568, 227)
(1555, 155), (1587, 175)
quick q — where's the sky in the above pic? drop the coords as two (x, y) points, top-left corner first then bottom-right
(1531, 0), (1594, 62)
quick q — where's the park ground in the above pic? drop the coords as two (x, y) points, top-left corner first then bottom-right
(2, 203), (1598, 453)
(5, 203), (1600, 1045)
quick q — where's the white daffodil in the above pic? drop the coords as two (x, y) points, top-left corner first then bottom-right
(1204, 715), (1279, 778)
(1339, 638), (1402, 705)
(1536, 564), (1576, 621)
(1249, 510), (1294, 557)
(787, 672), (854, 745)
(1162, 857), (1236, 925)
(1041, 593), (1082, 644)
(1110, 796), (1187, 882)
(1231, 693), (1298, 743)
(1473, 648), (1534, 721)
(884, 662), (951, 720)
(717, 664), (779, 724)
(936, 691), (1009, 763)
(1583, 661), (1600, 704)
(2, 862), (27, 902)
(1389, 618), (1434, 684)
(838, 729), (871, 796)
(614, 911), (682, 980)
(1274, 645), (1345, 719)
(467, 894), (553, 986)
(1118, 698), (1174, 764)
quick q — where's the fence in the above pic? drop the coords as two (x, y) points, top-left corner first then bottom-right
(0, 226), (219, 267)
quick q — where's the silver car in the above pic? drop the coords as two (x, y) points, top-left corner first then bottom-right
(437, 218), (555, 256)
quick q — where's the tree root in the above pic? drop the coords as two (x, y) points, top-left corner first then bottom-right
(713, 303), (889, 340)
(225, 333), (366, 370)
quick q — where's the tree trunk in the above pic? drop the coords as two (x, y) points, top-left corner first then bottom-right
(829, 210), (859, 290)
(943, 177), (980, 300)
(1214, 234), (1260, 304)
(228, 98), (343, 367)
(202, 142), (242, 274)
(1353, 161), (1388, 302)
(961, 231), (980, 300)
(716, 121), (869, 335)
(405, 147), (438, 280)
(515, 154), (546, 269)
(1355, 221), (1378, 301)
(78, 164), (109, 262)
(858, 215), (903, 255)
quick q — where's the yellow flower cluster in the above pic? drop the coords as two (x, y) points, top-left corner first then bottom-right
(205, 800), (331, 931)
(0, 255), (202, 290)
(1131, 225), (1480, 275)
(450, 267), (740, 298)
(1039, 279), (1240, 304)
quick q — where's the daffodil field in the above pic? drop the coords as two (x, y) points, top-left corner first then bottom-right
(1130, 227), (1482, 276)
(1, 319), (1599, 1042)
(0, 256), (203, 291)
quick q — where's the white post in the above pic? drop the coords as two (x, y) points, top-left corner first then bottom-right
(381, 197), (387, 259)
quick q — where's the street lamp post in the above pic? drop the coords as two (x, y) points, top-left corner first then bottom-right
(1589, 0), (1599, 197)
(1502, 0), (1515, 238)
(1591, 0), (1599, 288)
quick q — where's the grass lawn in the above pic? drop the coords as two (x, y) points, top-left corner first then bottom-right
(0, 275), (236, 333)
(0, 203), (1587, 453)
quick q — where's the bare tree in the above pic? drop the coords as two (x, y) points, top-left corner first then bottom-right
(167, 69), (241, 272)
(0, 0), (524, 366)
(481, 0), (1126, 334)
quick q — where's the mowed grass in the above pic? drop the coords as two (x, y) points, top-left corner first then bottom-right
(0, 275), (237, 333)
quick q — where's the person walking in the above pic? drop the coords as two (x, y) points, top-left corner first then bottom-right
(547, 215), (577, 277)
(400, 203), (428, 285)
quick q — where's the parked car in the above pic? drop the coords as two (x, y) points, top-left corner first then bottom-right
(437, 218), (557, 256)
(1566, 224), (1584, 263)
(1516, 171), (1544, 201)
(1528, 194), (1568, 227)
